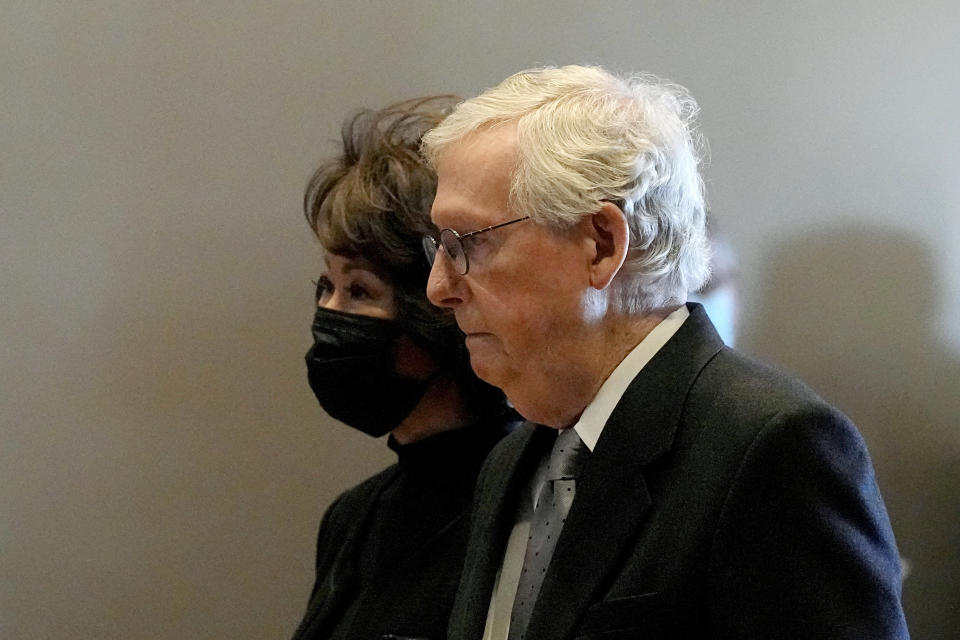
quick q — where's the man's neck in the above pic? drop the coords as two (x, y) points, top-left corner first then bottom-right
(519, 307), (679, 429)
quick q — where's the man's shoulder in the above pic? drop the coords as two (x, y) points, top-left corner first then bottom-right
(471, 422), (540, 497)
(479, 422), (536, 473)
(693, 346), (834, 417)
(677, 346), (861, 461)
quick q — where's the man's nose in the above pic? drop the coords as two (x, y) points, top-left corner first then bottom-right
(426, 251), (464, 309)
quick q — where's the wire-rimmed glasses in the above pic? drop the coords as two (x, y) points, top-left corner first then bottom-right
(422, 215), (530, 275)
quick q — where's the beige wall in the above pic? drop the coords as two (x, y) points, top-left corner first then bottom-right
(1, 2), (957, 637)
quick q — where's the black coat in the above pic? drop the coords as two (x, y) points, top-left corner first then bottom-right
(449, 304), (908, 639)
(293, 423), (509, 640)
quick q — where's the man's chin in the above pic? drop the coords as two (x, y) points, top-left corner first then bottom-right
(466, 354), (497, 386)
(466, 349), (506, 390)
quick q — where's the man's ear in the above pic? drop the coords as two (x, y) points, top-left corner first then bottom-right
(585, 201), (629, 290)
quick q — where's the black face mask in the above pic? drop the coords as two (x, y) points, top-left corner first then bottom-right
(305, 306), (431, 437)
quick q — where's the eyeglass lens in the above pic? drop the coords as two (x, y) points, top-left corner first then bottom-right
(439, 229), (467, 274)
(421, 230), (469, 275)
(422, 235), (438, 265)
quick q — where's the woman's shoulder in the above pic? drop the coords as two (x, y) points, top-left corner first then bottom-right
(323, 463), (400, 523)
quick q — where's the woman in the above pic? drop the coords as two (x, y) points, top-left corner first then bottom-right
(293, 96), (516, 640)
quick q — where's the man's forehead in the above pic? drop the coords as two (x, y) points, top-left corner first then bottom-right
(430, 126), (518, 229)
(453, 123), (518, 156)
(430, 190), (495, 229)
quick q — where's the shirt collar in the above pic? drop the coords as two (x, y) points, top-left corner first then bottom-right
(573, 305), (690, 452)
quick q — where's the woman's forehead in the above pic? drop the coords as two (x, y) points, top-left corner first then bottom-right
(323, 251), (394, 283)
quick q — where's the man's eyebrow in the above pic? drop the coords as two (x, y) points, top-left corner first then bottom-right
(435, 211), (491, 234)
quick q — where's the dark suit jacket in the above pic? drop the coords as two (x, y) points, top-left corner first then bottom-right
(450, 304), (908, 639)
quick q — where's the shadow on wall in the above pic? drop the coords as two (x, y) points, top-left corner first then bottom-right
(745, 226), (960, 638)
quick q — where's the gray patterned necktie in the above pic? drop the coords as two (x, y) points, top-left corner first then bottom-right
(508, 428), (587, 640)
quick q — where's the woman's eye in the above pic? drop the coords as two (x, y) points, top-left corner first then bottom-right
(348, 284), (370, 300)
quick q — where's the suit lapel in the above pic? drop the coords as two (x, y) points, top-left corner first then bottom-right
(450, 424), (555, 640)
(524, 304), (724, 639)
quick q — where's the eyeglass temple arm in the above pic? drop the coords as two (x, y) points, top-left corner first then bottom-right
(459, 215), (531, 239)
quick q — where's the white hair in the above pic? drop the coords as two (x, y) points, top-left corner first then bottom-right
(421, 65), (711, 313)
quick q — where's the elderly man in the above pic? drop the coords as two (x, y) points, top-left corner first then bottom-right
(420, 66), (908, 639)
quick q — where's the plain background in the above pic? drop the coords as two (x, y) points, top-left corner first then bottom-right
(2, 2), (958, 638)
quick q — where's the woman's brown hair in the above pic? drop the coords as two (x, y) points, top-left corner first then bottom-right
(304, 95), (510, 419)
